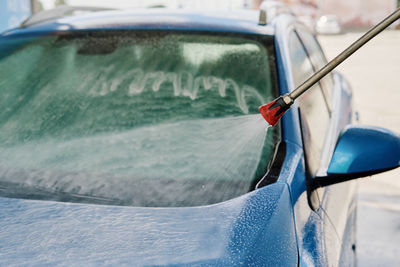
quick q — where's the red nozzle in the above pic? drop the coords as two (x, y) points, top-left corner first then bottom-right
(259, 96), (293, 126)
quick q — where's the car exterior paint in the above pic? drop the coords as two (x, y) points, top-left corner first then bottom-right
(0, 7), (390, 266)
(327, 125), (400, 174)
(271, 13), (357, 266)
(0, 183), (298, 266)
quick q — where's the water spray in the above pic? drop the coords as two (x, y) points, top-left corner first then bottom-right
(259, 8), (400, 126)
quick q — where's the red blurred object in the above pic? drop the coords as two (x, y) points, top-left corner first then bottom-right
(259, 96), (292, 126)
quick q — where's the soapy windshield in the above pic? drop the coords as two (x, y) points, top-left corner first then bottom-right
(0, 31), (279, 207)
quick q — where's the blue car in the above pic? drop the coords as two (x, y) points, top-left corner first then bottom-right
(0, 3), (399, 266)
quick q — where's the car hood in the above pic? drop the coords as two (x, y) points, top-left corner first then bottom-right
(0, 182), (297, 266)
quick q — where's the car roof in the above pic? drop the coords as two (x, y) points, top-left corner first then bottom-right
(3, 9), (275, 37)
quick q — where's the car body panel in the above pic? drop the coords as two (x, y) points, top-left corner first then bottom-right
(0, 183), (297, 266)
(273, 15), (357, 266)
(309, 71), (357, 266)
(328, 125), (400, 174)
(2, 9), (274, 37)
(273, 14), (303, 147)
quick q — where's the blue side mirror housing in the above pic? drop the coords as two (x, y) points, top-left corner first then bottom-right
(328, 125), (400, 175)
(312, 125), (400, 188)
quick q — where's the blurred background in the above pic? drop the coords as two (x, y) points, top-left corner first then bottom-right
(1, 0), (400, 32)
(1, 0), (399, 266)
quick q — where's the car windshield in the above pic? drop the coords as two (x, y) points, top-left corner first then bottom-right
(0, 31), (279, 207)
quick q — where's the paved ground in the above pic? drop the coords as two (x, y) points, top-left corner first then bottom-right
(318, 31), (400, 266)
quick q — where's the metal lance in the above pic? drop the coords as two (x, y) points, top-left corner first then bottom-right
(259, 8), (400, 126)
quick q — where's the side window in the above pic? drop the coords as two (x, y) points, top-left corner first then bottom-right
(288, 31), (330, 175)
(297, 28), (334, 107)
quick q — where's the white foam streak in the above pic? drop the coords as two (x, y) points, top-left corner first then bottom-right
(87, 68), (265, 114)
(0, 115), (271, 199)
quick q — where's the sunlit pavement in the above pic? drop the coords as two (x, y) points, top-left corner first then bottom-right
(318, 30), (400, 266)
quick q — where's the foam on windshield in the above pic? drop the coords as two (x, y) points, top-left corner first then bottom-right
(0, 32), (277, 206)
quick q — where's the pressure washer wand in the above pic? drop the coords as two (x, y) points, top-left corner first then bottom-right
(259, 8), (400, 126)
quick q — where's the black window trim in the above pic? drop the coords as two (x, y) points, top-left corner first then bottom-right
(255, 141), (286, 189)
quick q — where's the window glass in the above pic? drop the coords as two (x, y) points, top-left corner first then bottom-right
(288, 31), (329, 174)
(297, 29), (334, 104)
(0, 31), (279, 207)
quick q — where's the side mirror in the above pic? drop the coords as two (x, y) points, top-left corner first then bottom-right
(311, 125), (400, 188)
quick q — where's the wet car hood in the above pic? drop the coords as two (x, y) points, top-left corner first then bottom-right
(0, 182), (297, 266)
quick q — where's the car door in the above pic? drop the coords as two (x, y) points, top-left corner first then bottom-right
(286, 27), (356, 266)
(296, 27), (356, 264)
(296, 27), (358, 265)
(285, 28), (336, 265)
